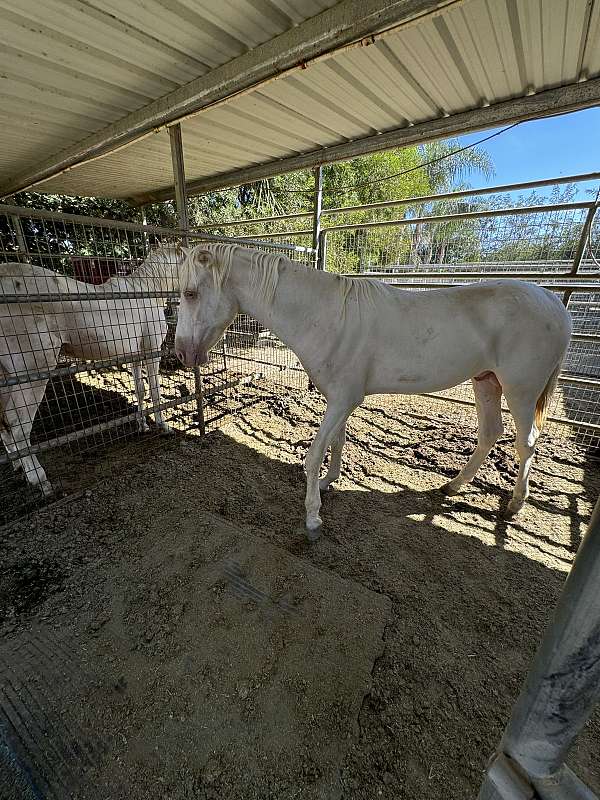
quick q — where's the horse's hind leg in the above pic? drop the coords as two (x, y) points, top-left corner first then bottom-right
(2, 382), (53, 496)
(319, 422), (346, 492)
(130, 362), (149, 433)
(442, 374), (503, 496)
(502, 390), (540, 519)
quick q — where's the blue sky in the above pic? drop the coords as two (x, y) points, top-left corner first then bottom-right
(455, 107), (600, 198)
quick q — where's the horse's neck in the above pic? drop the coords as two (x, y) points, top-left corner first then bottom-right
(229, 253), (337, 354)
(118, 252), (179, 291)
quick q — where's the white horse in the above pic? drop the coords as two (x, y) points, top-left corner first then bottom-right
(174, 243), (572, 538)
(0, 245), (182, 496)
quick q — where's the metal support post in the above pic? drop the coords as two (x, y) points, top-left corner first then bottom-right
(7, 196), (28, 261)
(317, 229), (328, 271)
(312, 165), (323, 269)
(478, 497), (600, 799)
(563, 205), (597, 306)
(169, 124), (205, 434)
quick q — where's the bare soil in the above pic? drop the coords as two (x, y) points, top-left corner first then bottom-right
(1, 386), (599, 799)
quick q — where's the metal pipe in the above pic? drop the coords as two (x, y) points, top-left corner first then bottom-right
(0, 393), (196, 465)
(0, 203), (312, 255)
(237, 228), (314, 240)
(194, 211), (312, 229)
(564, 205), (598, 305)
(500, 496), (600, 777)
(169, 125), (189, 239)
(312, 165), (323, 269)
(354, 270), (600, 280)
(0, 377), (242, 467)
(192, 171), (600, 230)
(1, 290), (180, 302)
(421, 391), (600, 432)
(317, 229), (328, 272)
(346, 280), (600, 292)
(169, 123), (205, 437)
(0, 350), (164, 389)
(0, 203), (181, 236)
(324, 201), (594, 233)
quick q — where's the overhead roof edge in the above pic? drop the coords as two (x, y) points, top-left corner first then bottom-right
(0, 0), (459, 199)
(131, 78), (600, 204)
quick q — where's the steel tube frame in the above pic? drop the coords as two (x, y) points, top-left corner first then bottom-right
(478, 497), (600, 799)
(192, 171), (600, 230)
(0, 203), (313, 254)
(564, 205), (598, 306)
(169, 124), (205, 435)
(6, 277), (597, 304)
(312, 166), (323, 269)
(0, 378), (243, 468)
(323, 201), (594, 233)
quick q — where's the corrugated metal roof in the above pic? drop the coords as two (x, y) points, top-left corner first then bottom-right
(1, 0), (598, 199)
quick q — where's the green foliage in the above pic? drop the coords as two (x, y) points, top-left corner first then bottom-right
(17, 138), (584, 276)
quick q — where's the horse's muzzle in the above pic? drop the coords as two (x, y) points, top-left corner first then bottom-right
(174, 339), (208, 367)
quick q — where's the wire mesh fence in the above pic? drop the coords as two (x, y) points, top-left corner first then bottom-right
(1, 181), (599, 524)
(0, 206), (311, 522)
(322, 202), (600, 443)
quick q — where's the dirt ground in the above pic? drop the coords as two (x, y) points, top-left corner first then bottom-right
(1, 386), (599, 799)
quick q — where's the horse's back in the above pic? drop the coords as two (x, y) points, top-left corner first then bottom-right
(455, 279), (571, 341)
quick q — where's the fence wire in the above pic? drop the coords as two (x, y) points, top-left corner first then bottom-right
(1, 189), (599, 523)
(0, 207), (309, 522)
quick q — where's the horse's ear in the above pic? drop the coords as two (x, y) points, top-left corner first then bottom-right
(193, 248), (213, 268)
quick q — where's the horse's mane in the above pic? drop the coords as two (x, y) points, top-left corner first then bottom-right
(125, 244), (182, 288)
(183, 242), (389, 314)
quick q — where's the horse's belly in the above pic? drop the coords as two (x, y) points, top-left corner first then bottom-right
(63, 321), (143, 361)
(365, 348), (489, 395)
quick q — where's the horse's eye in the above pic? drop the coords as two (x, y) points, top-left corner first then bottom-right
(183, 290), (196, 299)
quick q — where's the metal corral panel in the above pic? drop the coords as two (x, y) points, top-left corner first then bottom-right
(1, 0), (598, 199)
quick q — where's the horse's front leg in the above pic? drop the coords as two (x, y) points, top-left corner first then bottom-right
(305, 397), (358, 538)
(146, 357), (173, 433)
(130, 362), (149, 433)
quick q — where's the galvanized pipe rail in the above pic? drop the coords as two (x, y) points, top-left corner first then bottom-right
(478, 496), (600, 800)
(0, 203), (315, 255)
(204, 199), (595, 242)
(192, 171), (600, 230)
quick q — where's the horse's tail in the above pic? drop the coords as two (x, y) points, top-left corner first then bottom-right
(535, 362), (562, 432)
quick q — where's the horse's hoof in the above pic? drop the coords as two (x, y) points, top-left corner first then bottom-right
(159, 425), (174, 435)
(319, 480), (331, 493)
(305, 517), (322, 542)
(40, 481), (54, 498)
(502, 501), (523, 521)
(440, 481), (460, 497)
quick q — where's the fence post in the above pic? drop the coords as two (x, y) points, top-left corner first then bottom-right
(169, 124), (205, 434)
(6, 197), (28, 262)
(478, 496), (600, 800)
(563, 205), (597, 306)
(317, 229), (328, 271)
(312, 165), (323, 269)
